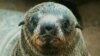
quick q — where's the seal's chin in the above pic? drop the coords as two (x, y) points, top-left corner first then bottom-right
(31, 35), (65, 53)
(42, 38), (63, 49)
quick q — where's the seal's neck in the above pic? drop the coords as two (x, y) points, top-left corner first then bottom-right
(12, 29), (89, 56)
(14, 29), (88, 56)
(13, 30), (76, 56)
(19, 30), (68, 56)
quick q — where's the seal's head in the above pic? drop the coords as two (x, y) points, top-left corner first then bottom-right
(19, 2), (81, 55)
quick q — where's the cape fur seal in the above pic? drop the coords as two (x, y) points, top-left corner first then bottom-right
(1, 2), (89, 56)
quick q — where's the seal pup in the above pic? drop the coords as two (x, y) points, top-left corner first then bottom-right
(12, 2), (89, 56)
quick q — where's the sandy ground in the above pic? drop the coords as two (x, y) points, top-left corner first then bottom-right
(0, 1), (100, 56)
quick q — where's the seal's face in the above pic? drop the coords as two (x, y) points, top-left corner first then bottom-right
(20, 2), (80, 55)
(30, 15), (66, 52)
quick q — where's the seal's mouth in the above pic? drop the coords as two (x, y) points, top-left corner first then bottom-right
(41, 35), (63, 49)
(31, 34), (65, 51)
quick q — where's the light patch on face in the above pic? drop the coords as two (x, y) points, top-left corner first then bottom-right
(40, 15), (57, 24)
(38, 14), (63, 25)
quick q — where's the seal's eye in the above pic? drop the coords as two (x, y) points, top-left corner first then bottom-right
(27, 16), (38, 33)
(63, 20), (69, 28)
(61, 19), (72, 33)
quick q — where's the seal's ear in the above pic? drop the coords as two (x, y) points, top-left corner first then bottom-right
(75, 24), (83, 30)
(18, 21), (25, 26)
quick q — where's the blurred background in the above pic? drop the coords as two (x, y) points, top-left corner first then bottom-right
(0, 0), (100, 56)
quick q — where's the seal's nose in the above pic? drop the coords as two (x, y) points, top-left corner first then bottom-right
(44, 24), (54, 31)
(40, 24), (56, 35)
